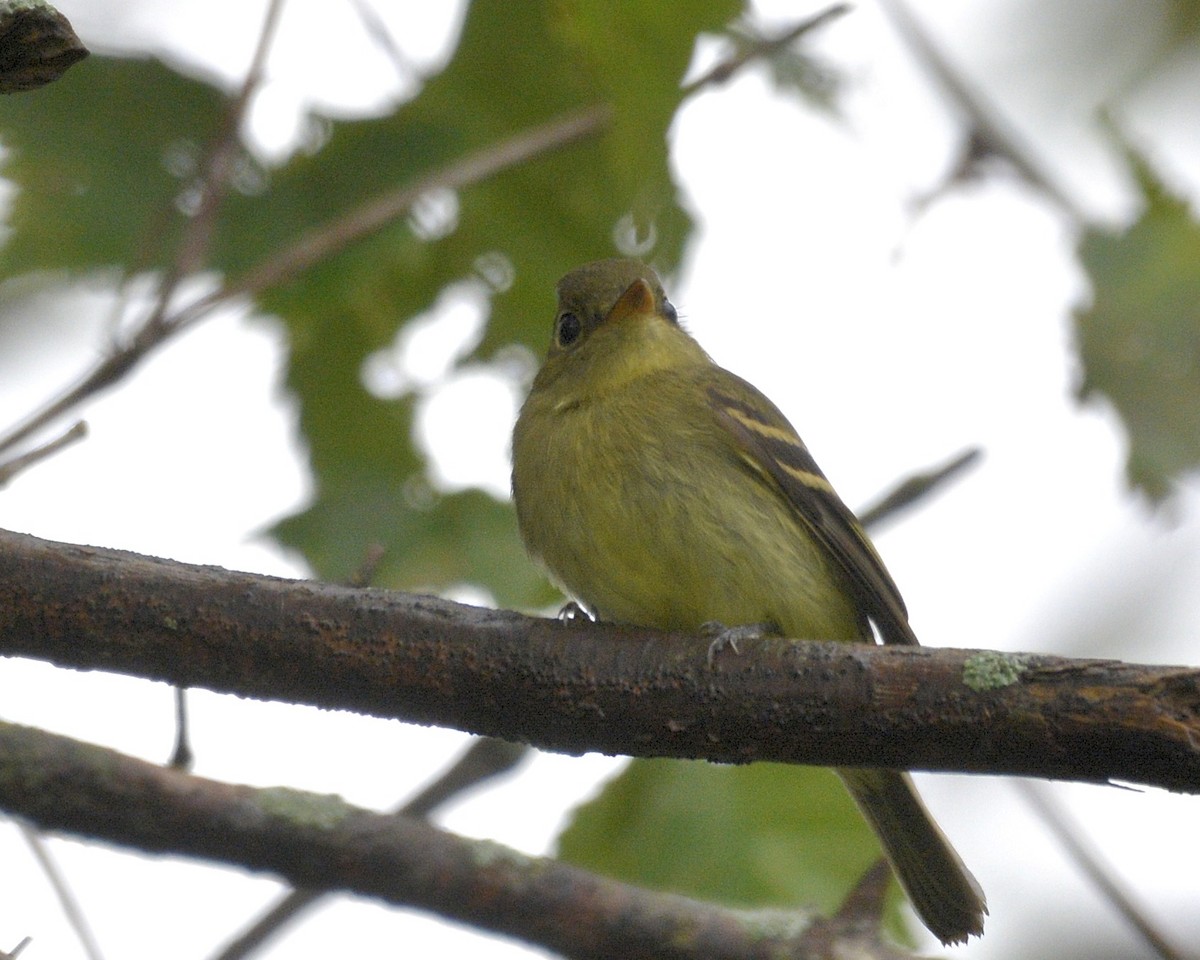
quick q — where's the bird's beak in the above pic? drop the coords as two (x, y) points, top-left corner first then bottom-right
(604, 278), (657, 326)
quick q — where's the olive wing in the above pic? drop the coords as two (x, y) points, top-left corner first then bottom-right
(706, 375), (918, 647)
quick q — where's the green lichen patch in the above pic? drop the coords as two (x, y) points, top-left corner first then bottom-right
(962, 652), (1031, 692)
(256, 786), (353, 830)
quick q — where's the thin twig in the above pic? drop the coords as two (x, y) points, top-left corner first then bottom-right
(0, 0), (287, 460)
(211, 737), (529, 960)
(0, 937), (32, 960)
(858, 447), (981, 530)
(100, 0), (286, 354)
(347, 0), (422, 83)
(0, 7), (847, 467)
(875, 0), (1084, 220)
(345, 543), (387, 588)
(178, 0), (286, 270)
(681, 4), (850, 97)
(20, 826), (105, 960)
(170, 104), (611, 330)
(0, 420), (87, 487)
(169, 685), (193, 770)
(1015, 781), (1189, 960)
(0, 336), (137, 459)
(0, 104), (610, 461)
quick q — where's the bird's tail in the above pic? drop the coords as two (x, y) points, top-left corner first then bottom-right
(838, 767), (987, 945)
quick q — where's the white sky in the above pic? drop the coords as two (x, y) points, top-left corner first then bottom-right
(1, 2), (1198, 959)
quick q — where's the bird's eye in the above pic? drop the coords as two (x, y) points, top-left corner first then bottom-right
(662, 298), (678, 324)
(556, 311), (582, 347)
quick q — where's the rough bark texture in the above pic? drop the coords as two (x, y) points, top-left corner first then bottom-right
(0, 719), (909, 960)
(2, 528), (1199, 790)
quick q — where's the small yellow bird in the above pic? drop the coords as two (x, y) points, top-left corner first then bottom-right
(511, 258), (986, 944)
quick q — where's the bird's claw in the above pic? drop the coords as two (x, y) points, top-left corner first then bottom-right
(702, 620), (779, 667)
(557, 600), (595, 624)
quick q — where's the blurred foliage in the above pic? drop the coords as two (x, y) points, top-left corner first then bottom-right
(1075, 149), (1200, 500)
(0, 0), (739, 602)
(262, 0), (738, 592)
(3, 1), (1200, 948)
(0, 56), (227, 277)
(558, 759), (905, 932)
(1162, 0), (1200, 53)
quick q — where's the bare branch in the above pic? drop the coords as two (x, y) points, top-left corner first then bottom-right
(803, 861), (911, 958)
(0, 937), (32, 960)
(170, 104), (610, 330)
(211, 737), (529, 960)
(1015, 781), (1189, 960)
(0, 105), (609, 460)
(0, 720), (912, 960)
(858, 446), (981, 530)
(876, 0), (1084, 220)
(0, 341), (144, 459)
(19, 826), (105, 960)
(2, 527), (1198, 791)
(0, 1), (285, 460)
(155, 0), (284, 288)
(681, 5), (850, 97)
(347, 0), (422, 84)
(0, 420), (86, 487)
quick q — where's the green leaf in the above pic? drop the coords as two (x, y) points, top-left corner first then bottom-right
(262, 0), (739, 602)
(0, 54), (226, 281)
(275, 483), (558, 607)
(0, 1), (743, 606)
(556, 759), (889, 917)
(1075, 149), (1200, 499)
(1160, 0), (1200, 54)
(259, 250), (551, 604)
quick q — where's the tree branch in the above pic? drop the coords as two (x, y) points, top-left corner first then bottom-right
(168, 104), (611, 332)
(0, 105), (609, 461)
(680, 5), (850, 97)
(876, 0), (1084, 220)
(19, 824), (105, 960)
(1014, 781), (1188, 960)
(857, 447), (981, 530)
(0, 419), (87, 487)
(3, 528), (1198, 791)
(0, 720), (910, 960)
(211, 737), (530, 960)
(0, 0), (284, 461)
(1, 527), (1198, 790)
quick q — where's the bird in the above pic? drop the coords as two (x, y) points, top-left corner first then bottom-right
(511, 257), (986, 944)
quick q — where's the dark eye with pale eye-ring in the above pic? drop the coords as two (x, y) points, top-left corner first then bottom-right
(556, 311), (582, 347)
(663, 299), (678, 324)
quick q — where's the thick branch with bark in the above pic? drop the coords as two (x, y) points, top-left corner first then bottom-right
(1, 527), (1199, 791)
(215, 737), (531, 960)
(0, 719), (909, 960)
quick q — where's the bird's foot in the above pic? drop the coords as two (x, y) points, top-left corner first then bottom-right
(557, 600), (595, 624)
(701, 620), (780, 666)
